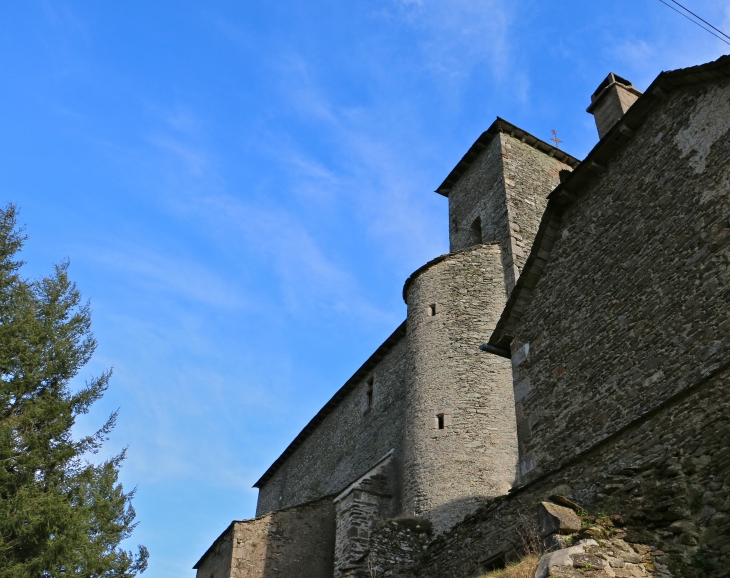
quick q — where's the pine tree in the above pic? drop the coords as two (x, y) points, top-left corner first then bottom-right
(0, 204), (148, 577)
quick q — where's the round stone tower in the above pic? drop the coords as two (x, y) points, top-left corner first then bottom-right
(402, 243), (518, 533)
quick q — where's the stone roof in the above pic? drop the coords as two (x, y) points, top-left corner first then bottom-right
(402, 243), (498, 304)
(435, 117), (581, 196)
(488, 54), (730, 351)
(253, 321), (407, 489)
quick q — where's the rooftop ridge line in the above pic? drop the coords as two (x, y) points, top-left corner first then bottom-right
(435, 117), (581, 197)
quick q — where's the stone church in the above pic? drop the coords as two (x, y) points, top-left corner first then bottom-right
(194, 54), (730, 577)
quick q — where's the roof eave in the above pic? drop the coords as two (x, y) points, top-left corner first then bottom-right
(253, 321), (408, 489)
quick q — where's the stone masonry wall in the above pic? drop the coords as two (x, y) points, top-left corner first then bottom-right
(195, 524), (234, 578)
(400, 76), (730, 578)
(367, 517), (432, 578)
(335, 491), (390, 577)
(195, 497), (336, 578)
(333, 453), (395, 577)
(402, 243), (517, 533)
(449, 134), (509, 255)
(256, 337), (406, 515)
(500, 132), (571, 286)
(415, 363), (730, 578)
(448, 131), (569, 294)
(511, 78), (730, 484)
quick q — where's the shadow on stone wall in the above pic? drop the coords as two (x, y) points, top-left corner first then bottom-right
(401, 365), (730, 578)
(258, 497), (336, 578)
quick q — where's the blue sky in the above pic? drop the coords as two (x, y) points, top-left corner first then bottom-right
(1, 1), (728, 576)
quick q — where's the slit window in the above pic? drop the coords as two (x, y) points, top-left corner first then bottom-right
(428, 303), (437, 317)
(434, 410), (451, 429)
(365, 378), (374, 410)
(469, 216), (482, 245)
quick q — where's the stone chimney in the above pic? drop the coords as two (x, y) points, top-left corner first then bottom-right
(587, 73), (643, 139)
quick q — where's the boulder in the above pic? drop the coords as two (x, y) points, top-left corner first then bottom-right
(537, 502), (582, 537)
(534, 539), (656, 578)
(533, 545), (586, 578)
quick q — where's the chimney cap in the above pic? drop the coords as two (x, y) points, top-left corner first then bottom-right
(587, 72), (643, 113)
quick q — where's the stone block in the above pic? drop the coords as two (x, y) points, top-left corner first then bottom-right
(537, 501), (582, 537)
(570, 553), (604, 569)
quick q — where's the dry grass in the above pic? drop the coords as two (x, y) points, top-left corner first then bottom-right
(478, 554), (540, 578)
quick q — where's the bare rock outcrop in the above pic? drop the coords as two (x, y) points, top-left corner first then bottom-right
(534, 537), (670, 578)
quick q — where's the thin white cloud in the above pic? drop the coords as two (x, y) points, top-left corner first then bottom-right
(190, 191), (396, 323)
(142, 97), (406, 325)
(74, 307), (282, 488)
(40, 0), (89, 39)
(270, 53), (339, 123)
(387, 0), (515, 81)
(286, 153), (340, 185)
(262, 56), (448, 272)
(148, 135), (209, 177)
(610, 39), (655, 69)
(163, 105), (206, 136)
(80, 241), (247, 310)
(202, 13), (453, 279)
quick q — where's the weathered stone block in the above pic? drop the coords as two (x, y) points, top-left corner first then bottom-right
(534, 545), (587, 578)
(537, 502), (582, 537)
(570, 553), (604, 569)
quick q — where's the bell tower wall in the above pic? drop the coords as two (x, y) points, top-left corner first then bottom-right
(445, 124), (575, 295)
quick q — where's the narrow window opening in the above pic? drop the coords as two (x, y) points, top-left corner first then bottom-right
(428, 303), (437, 317)
(469, 217), (482, 245)
(366, 378), (374, 409)
(437, 413), (445, 429)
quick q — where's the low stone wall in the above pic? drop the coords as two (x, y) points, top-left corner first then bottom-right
(366, 363), (729, 577)
(195, 522), (234, 578)
(195, 496), (336, 578)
